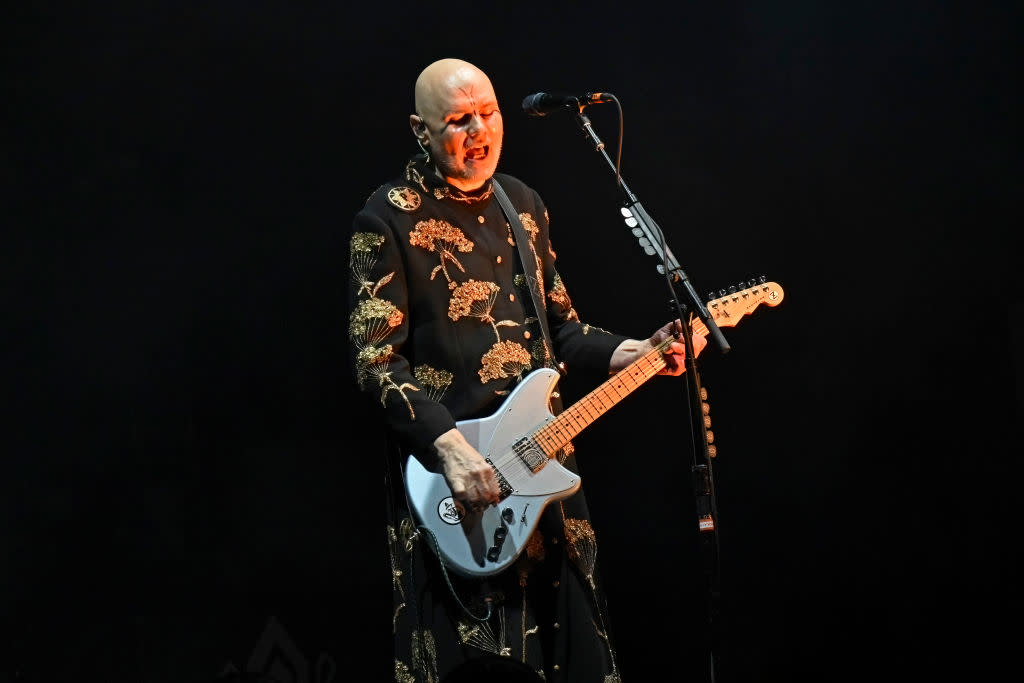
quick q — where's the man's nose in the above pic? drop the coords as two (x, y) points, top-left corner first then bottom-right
(467, 114), (486, 137)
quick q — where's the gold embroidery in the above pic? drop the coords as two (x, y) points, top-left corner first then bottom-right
(479, 340), (532, 383)
(411, 629), (440, 683)
(388, 525), (406, 634)
(413, 365), (454, 403)
(433, 184), (494, 203)
(378, 371), (420, 418)
(563, 517), (598, 589)
(518, 212), (540, 242)
(350, 297), (403, 346)
(353, 342), (420, 419)
(449, 279), (520, 339)
(409, 218), (474, 289)
(448, 279), (499, 322)
(387, 186), (422, 212)
(399, 516), (418, 554)
(349, 231), (416, 417)
(458, 611), (510, 657)
(394, 659), (415, 683)
(354, 343), (391, 384)
(525, 529), (546, 562)
(547, 273), (572, 311)
(533, 251), (545, 302)
(349, 232), (389, 297)
(404, 158), (494, 203)
(405, 159), (426, 189)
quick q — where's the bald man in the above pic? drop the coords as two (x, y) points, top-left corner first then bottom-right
(410, 58), (504, 192)
(348, 58), (703, 682)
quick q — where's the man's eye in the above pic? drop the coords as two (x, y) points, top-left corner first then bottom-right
(452, 114), (471, 126)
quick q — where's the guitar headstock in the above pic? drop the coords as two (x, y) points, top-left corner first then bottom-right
(704, 279), (785, 329)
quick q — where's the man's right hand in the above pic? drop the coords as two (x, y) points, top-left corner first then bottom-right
(433, 428), (501, 512)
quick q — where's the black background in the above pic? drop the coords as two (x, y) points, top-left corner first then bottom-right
(6, 2), (1021, 682)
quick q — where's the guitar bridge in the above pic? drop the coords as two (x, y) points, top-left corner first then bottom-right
(486, 458), (515, 498)
(512, 437), (547, 473)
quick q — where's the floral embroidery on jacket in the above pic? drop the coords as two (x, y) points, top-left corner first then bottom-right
(409, 218), (474, 289)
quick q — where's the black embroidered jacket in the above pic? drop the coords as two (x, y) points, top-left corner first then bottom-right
(348, 156), (626, 466)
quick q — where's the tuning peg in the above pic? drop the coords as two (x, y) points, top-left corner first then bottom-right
(718, 288), (727, 298)
(707, 444), (718, 458)
(758, 274), (767, 284)
(705, 430), (714, 444)
(707, 291), (715, 302)
(727, 284), (737, 294)
(700, 387), (708, 400)
(701, 401), (710, 415)
(747, 278), (756, 288)
(703, 415), (712, 429)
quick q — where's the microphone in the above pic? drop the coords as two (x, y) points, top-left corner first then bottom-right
(521, 91), (611, 117)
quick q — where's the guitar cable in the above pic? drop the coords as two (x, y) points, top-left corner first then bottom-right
(415, 521), (494, 623)
(392, 447), (494, 623)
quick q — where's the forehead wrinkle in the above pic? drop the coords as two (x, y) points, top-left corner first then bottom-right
(443, 86), (482, 116)
(415, 59), (496, 122)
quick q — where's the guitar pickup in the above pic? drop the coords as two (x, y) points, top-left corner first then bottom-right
(511, 437), (547, 473)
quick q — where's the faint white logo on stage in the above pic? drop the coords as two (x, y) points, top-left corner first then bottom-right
(217, 616), (336, 683)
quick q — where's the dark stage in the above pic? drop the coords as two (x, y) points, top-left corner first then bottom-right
(6, 2), (1021, 682)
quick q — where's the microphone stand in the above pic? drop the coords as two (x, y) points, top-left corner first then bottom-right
(573, 106), (728, 683)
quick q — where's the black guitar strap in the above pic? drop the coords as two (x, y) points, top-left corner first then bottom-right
(491, 178), (564, 377)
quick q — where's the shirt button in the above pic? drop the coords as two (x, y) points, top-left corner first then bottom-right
(552, 580), (560, 588)
(553, 665), (560, 672)
(553, 622), (560, 629)
(478, 215), (485, 223)
(509, 293), (515, 302)
(496, 255), (502, 263)
(524, 331), (531, 339)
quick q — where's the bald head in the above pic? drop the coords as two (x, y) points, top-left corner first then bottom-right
(414, 58), (494, 121)
(410, 58), (504, 191)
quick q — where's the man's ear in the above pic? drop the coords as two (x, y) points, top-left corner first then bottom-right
(410, 115), (427, 137)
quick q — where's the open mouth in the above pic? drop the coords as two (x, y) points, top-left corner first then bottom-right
(465, 145), (488, 161)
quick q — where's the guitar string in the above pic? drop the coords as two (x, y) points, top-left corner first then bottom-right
(487, 293), (775, 492)
(486, 343), (670, 492)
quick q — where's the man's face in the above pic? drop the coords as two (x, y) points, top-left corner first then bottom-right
(419, 69), (503, 191)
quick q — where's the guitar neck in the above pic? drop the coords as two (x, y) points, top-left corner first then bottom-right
(528, 280), (784, 457)
(531, 337), (674, 456)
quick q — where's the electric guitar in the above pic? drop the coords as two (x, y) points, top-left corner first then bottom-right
(405, 280), (785, 578)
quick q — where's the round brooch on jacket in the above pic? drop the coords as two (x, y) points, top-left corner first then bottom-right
(387, 186), (422, 213)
